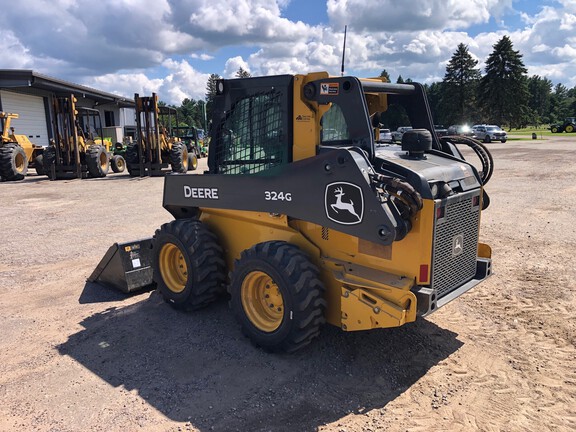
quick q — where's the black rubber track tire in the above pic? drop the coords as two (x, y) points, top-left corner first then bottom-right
(110, 154), (125, 173)
(229, 241), (327, 353)
(125, 143), (140, 177)
(0, 143), (28, 181)
(153, 219), (226, 311)
(169, 143), (188, 173)
(86, 145), (109, 177)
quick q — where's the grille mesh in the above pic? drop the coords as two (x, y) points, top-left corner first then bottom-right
(432, 194), (480, 298)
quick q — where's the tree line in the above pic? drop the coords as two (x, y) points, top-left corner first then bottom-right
(166, 38), (575, 133)
(421, 36), (575, 130)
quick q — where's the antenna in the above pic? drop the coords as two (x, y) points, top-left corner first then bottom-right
(341, 25), (347, 77)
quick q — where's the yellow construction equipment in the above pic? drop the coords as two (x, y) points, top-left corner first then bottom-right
(44, 95), (116, 180)
(95, 72), (493, 353)
(0, 112), (45, 181)
(126, 93), (191, 177)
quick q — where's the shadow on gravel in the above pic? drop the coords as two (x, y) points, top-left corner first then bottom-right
(58, 292), (462, 432)
(78, 281), (153, 304)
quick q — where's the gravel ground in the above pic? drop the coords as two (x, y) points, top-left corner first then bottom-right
(0, 136), (575, 432)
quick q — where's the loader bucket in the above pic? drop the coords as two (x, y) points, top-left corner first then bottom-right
(88, 238), (155, 293)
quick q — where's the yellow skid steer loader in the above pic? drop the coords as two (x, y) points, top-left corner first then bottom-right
(91, 72), (493, 353)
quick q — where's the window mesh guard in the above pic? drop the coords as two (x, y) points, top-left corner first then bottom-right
(215, 91), (286, 174)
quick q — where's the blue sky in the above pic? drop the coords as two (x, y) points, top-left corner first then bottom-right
(0, 0), (574, 104)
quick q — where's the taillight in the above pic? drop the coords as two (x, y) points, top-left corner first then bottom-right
(419, 264), (429, 283)
(436, 206), (445, 220)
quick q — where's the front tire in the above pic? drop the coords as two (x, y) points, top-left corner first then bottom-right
(126, 143), (140, 177)
(229, 241), (326, 353)
(153, 219), (226, 311)
(34, 153), (45, 176)
(111, 154), (125, 173)
(169, 143), (188, 173)
(86, 145), (109, 177)
(43, 145), (57, 180)
(0, 143), (28, 181)
(187, 152), (198, 171)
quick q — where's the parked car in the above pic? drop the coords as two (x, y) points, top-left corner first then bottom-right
(447, 124), (474, 137)
(391, 126), (412, 142)
(471, 125), (507, 143)
(377, 128), (393, 144)
(434, 125), (448, 137)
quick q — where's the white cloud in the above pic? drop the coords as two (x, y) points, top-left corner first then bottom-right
(326, 0), (514, 32)
(223, 56), (251, 78)
(0, 0), (575, 105)
(190, 53), (215, 61)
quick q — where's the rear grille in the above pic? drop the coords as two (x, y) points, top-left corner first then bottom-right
(432, 192), (480, 298)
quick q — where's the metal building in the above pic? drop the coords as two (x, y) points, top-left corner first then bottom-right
(0, 70), (136, 147)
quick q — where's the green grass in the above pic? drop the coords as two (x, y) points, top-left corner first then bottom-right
(507, 127), (555, 137)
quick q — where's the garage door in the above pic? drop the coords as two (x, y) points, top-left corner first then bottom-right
(1, 90), (49, 147)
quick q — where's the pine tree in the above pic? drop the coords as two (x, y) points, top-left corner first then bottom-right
(235, 67), (251, 78)
(527, 75), (552, 125)
(379, 69), (390, 82)
(205, 73), (222, 128)
(441, 43), (481, 125)
(478, 35), (529, 127)
(426, 82), (446, 125)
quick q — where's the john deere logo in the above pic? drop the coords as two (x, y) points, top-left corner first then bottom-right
(452, 234), (464, 256)
(325, 182), (364, 225)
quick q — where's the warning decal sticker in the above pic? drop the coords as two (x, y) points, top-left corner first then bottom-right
(320, 83), (339, 96)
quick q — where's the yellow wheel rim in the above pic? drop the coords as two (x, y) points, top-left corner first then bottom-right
(15, 152), (25, 173)
(241, 271), (284, 332)
(99, 152), (107, 170)
(566, 125), (574, 133)
(159, 242), (188, 293)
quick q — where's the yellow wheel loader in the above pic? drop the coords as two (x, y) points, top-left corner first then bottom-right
(0, 112), (45, 181)
(92, 72), (493, 353)
(44, 95), (114, 180)
(126, 93), (192, 177)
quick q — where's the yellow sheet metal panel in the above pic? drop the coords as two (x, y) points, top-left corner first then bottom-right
(292, 72), (329, 162)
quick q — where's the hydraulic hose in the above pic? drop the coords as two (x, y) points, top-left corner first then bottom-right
(370, 172), (423, 219)
(440, 135), (494, 185)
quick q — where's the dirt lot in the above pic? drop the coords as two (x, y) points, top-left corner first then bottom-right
(1, 136), (575, 432)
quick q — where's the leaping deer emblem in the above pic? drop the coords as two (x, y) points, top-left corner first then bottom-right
(331, 187), (361, 221)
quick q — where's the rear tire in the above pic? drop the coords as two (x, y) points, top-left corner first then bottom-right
(169, 143), (188, 173)
(566, 124), (574, 133)
(484, 135), (491, 143)
(111, 154), (125, 173)
(0, 143), (28, 181)
(153, 219), (226, 311)
(229, 241), (326, 353)
(86, 145), (109, 177)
